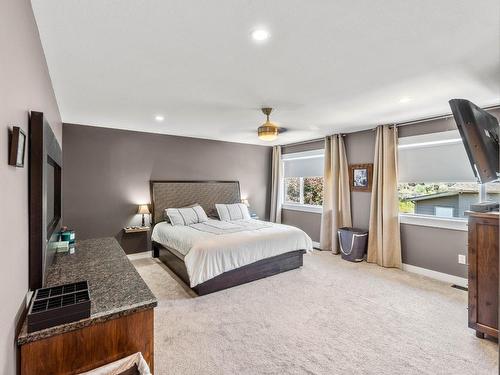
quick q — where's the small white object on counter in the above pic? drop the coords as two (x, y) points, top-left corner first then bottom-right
(55, 241), (69, 253)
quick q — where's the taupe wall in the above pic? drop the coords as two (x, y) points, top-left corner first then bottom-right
(398, 108), (500, 138)
(282, 210), (321, 243)
(281, 139), (324, 243)
(62, 124), (271, 253)
(398, 109), (499, 278)
(280, 109), (500, 278)
(0, 0), (62, 372)
(401, 225), (468, 278)
(281, 131), (376, 243)
(344, 130), (376, 229)
(282, 139), (324, 155)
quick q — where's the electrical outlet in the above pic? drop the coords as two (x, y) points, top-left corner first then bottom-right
(458, 254), (467, 265)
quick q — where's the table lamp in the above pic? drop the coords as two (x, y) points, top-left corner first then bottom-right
(241, 198), (250, 207)
(137, 204), (150, 227)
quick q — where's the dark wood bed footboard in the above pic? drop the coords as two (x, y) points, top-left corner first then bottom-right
(152, 241), (305, 295)
(194, 249), (306, 295)
(153, 242), (191, 286)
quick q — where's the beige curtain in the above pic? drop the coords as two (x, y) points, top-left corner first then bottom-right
(367, 125), (402, 268)
(269, 145), (283, 223)
(320, 135), (352, 253)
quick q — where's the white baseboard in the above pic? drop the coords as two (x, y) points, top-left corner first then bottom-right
(127, 251), (151, 260)
(402, 263), (468, 288)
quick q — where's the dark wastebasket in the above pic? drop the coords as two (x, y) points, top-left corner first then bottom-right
(338, 227), (368, 262)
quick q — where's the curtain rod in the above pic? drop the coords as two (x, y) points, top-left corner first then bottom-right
(282, 137), (324, 147)
(282, 104), (500, 147)
(394, 104), (500, 127)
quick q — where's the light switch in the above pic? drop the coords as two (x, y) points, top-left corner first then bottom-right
(458, 254), (467, 265)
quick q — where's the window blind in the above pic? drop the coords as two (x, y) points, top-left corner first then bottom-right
(282, 149), (324, 178)
(398, 130), (476, 183)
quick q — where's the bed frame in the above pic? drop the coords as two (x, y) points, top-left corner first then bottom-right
(150, 180), (306, 295)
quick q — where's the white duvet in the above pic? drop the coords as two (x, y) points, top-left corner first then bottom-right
(151, 219), (313, 287)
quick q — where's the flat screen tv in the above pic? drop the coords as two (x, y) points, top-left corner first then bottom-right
(29, 111), (62, 290)
(449, 99), (499, 184)
(46, 156), (62, 237)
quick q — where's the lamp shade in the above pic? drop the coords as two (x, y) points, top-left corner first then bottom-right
(241, 198), (250, 207)
(137, 204), (150, 214)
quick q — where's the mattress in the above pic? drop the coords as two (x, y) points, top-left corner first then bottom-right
(151, 219), (313, 287)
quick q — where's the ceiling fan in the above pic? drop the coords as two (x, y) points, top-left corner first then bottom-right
(257, 108), (286, 141)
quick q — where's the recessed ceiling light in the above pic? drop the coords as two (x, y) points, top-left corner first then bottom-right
(399, 97), (411, 103)
(155, 115), (164, 122)
(251, 29), (270, 42)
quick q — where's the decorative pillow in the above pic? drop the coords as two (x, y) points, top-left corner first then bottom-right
(215, 203), (251, 221)
(164, 203), (199, 222)
(165, 205), (209, 226)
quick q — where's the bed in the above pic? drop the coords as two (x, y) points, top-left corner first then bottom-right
(150, 180), (313, 295)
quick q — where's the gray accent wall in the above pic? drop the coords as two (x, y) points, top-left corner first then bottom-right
(281, 138), (325, 243)
(281, 118), (485, 278)
(282, 139), (324, 155)
(62, 124), (272, 253)
(345, 130), (376, 230)
(401, 225), (467, 278)
(0, 0), (62, 372)
(398, 108), (500, 138)
(282, 210), (321, 243)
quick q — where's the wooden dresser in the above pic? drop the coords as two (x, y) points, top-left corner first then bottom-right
(467, 211), (499, 339)
(17, 238), (157, 374)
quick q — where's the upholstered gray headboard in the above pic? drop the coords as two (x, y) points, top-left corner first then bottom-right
(150, 180), (241, 224)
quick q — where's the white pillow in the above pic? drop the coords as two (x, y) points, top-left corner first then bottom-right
(216, 203), (251, 221)
(166, 205), (208, 226)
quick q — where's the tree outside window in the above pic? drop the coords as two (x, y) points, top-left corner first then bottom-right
(284, 177), (323, 206)
(285, 177), (300, 203)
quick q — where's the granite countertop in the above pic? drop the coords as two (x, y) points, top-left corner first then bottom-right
(17, 237), (157, 345)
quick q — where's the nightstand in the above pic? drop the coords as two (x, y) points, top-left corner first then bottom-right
(122, 227), (150, 254)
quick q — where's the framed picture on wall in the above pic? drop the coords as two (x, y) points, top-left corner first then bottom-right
(8, 126), (26, 167)
(349, 164), (373, 192)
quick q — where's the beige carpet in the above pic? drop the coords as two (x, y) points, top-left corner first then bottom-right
(129, 251), (498, 375)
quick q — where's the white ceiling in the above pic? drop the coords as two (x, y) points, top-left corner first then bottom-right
(32, 0), (500, 146)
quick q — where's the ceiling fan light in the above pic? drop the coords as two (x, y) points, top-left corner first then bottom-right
(258, 123), (279, 141)
(257, 107), (280, 141)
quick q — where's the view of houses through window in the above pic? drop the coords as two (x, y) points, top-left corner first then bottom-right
(396, 129), (500, 220)
(398, 182), (500, 219)
(281, 140), (500, 216)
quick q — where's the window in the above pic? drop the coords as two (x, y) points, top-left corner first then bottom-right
(398, 130), (500, 222)
(282, 150), (324, 212)
(435, 206), (454, 218)
(399, 182), (500, 219)
(284, 177), (323, 205)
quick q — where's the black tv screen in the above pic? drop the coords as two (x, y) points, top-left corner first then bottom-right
(46, 155), (62, 238)
(29, 111), (62, 289)
(449, 99), (499, 184)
